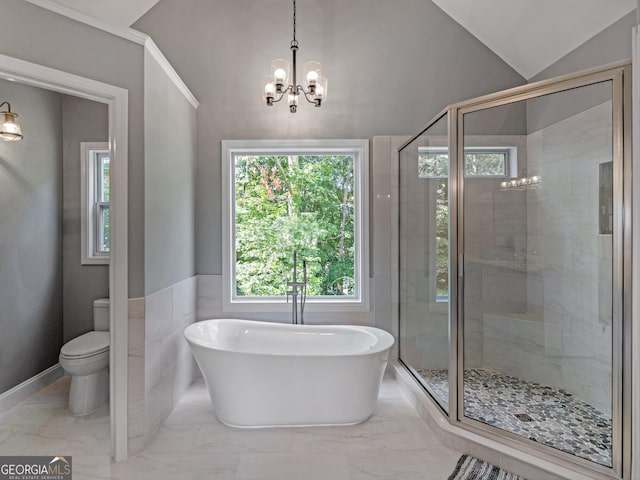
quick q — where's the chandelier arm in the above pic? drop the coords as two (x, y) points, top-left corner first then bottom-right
(270, 88), (290, 104)
(298, 87), (318, 105)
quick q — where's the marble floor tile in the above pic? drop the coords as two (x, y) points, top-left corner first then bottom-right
(346, 447), (460, 480)
(236, 452), (351, 480)
(111, 453), (239, 480)
(290, 420), (440, 453)
(0, 424), (21, 443)
(0, 401), (77, 426)
(0, 423), (110, 456)
(194, 423), (294, 453)
(70, 455), (113, 480)
(378, 374), (406, 399)
(368, 395), (421, 421)
(143, 423), (203, 453)
(0, 375), (463, 480)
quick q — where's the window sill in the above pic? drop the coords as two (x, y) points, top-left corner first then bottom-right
(82, 256), (109, 265)
(224, 298), (370, 314)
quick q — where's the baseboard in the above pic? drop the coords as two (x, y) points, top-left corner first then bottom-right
(0, 364), (64, 413)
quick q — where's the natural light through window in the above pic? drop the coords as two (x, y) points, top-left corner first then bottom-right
(81, 142), (110, 264)
(222, 140), (369, 311)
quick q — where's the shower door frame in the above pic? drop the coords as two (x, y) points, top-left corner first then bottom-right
(453, 63), (631, 479)
(399, 61), (632, 479)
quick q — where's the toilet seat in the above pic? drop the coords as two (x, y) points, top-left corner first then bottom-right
(60, 331), (109, 359)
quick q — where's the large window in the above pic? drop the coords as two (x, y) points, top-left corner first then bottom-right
(418, 147), (512, 301)
(222, 140), (369, 311)
(81, 142), (110, 264)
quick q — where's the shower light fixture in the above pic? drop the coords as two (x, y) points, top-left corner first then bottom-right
(263, 0), (327, 113)
(0, 101), (23, 141)
(500, 173), (541, 190)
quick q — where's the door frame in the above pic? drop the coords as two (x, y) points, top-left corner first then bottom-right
(0, 53), (129, 461)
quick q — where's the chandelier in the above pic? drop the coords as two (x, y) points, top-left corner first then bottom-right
(263, 0), (327, 113)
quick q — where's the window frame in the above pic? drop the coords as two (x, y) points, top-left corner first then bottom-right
(221, 139), (370, 313)
(81, 142), (110, 264)
(418, 146), (515, 179)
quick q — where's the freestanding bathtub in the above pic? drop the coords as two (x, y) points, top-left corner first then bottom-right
(183, 319), (395, 428)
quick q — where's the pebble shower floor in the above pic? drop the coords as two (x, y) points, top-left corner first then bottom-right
(417, 368), (612, 467)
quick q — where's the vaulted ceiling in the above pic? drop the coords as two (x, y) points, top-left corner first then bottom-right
(48, 0), (636, 79)
(431, 0), (636, 79)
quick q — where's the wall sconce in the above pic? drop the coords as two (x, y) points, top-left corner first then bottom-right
(0, 101), (23, 141)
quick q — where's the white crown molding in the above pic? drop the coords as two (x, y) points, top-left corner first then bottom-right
(24, 0), (147, 44)
(23, 0), (199, 109)
(144, 38), (200, 109)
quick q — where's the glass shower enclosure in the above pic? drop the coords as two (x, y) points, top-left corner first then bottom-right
(398, 63), (631, 478)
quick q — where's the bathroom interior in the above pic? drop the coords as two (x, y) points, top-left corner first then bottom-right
(0, 0), (639, 479)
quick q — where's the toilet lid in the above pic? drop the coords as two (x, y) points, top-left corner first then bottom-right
(61, 331), (110, 358)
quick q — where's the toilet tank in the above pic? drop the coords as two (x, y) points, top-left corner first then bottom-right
(93, 298), (110, 331)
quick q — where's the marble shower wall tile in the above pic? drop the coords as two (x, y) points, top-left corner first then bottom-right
(489, 101), (615, 415)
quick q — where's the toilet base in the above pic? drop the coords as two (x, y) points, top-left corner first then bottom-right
(68, 368), (109, 416)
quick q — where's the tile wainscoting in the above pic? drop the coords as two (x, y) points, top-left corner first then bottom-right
(127, 276), (198, 454)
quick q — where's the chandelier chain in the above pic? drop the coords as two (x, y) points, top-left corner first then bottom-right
(291, 0), (298, 47)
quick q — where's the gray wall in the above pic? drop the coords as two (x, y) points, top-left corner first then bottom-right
(526, 83), (613, 135)
(143, 51), (197, 295)
(133, 0), (526, 276)
(61, 95), (109, 342)
(526, 11), (634, 135)
(0, 79), (63, 392)
(1, 0), (146, 297)
(530, 11), (635, 82)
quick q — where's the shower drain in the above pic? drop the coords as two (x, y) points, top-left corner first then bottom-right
(514, 413), (535, 422)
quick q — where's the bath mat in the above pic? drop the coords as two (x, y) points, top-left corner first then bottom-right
(447, 455), (525, 480)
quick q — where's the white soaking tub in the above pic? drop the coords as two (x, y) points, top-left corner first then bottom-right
(184, 319), (394, 428)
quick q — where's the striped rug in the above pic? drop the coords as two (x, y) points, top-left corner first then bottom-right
(447, 455), (525, 480)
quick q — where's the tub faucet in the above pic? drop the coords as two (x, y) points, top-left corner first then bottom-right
(286, 249), (307, 324)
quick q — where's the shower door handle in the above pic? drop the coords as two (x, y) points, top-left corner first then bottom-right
(458, 254), (464, 277)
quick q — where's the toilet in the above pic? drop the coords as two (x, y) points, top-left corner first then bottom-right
(59, 298), (110, 415)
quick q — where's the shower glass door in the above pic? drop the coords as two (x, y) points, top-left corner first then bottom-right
(398, 112), (451, 413)
(459, 78), (621, 469)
